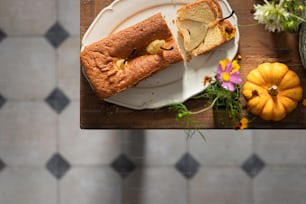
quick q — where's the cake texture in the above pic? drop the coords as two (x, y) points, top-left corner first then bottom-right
(176, 0), (236, 56)
(80, 13), (183, 99)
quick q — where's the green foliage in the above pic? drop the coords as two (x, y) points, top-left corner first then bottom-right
(169, 80), (242, 132)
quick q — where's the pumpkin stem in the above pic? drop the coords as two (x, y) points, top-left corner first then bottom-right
(268, 85), (278, 96)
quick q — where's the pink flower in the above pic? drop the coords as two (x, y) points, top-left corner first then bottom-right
(216, 58), (242, 91)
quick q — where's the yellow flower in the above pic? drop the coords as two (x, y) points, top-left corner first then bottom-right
(303, 99), (306, 107)
(239, 117), (248, 129)
(218, 58), (240, 73)
(231, 59), (240, 73)
(233, 117), (249, 130)
(219, 58), (230, 71)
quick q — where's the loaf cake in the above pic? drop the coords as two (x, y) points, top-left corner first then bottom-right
(80, 13), (184, 99)
(176, 0), (236, 56)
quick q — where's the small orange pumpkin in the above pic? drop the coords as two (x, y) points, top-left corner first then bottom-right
(242, 62), (303, 121)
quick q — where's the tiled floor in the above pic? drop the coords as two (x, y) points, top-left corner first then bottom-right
(1, 0), (306, 204)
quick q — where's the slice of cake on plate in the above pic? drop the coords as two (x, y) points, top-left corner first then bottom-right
(176, 0), (236, 56)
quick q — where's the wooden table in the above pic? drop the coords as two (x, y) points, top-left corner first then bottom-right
(80, 0), (306, 129)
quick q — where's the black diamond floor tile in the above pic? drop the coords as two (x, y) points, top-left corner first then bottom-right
(45, 88), (70, 114)
(0, 29), (6, 43)
(111, 154), (136, 178)
(0, 94), (6, 109)
(241, 154), (265, 178)
(46, 153), (71, 179)
(175, 153), (200, 179)
(44, 22), (69, 48)
(0, 158), (6, 172)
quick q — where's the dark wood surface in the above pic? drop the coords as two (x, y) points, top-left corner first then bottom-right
(80, 0), (306, 129)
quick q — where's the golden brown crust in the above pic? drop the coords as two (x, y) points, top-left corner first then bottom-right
(177, 0), (219, 23)
(209, 0), (223, 18)
(80, 13), (183, 99)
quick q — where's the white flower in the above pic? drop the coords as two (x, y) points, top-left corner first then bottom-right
(253, 0), (290, 32)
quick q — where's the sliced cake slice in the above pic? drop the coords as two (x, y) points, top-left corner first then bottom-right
(176, 0), (236, 56)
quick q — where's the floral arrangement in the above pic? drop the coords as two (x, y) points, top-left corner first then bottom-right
(253, 0), (306, 32)
(170, 58), (248, 132)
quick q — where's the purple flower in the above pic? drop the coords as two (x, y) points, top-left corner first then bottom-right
(216, 58), (242, 91)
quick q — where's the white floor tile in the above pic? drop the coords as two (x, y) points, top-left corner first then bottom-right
(254, 166), (306, 204)
(0, 101), (57, 166)
(189, 167), (252, 204)
(189, 130), (253, 166)
(123, 167), (187, 204)
(123, 130), (187, 166)
(57, 37), (80, 100)
(0, 167), (57, 204)
(0, 0), (56, 35)
(60, 167), (121, 204)
(0, 37), (56, 100)
(58, 0), (80, 36)
(59, 102), (122, 165)
(253, 130), (306, 165)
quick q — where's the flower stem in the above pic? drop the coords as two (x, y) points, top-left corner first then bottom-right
(264, 0), (271, 5)
(278, 0), (285, 7)
(290, 13), (306, 23)
(189, 97), (219, 115)
(238, 23), (259, 27)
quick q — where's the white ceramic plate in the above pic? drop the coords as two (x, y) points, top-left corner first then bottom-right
(81, 0), (240, 110)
